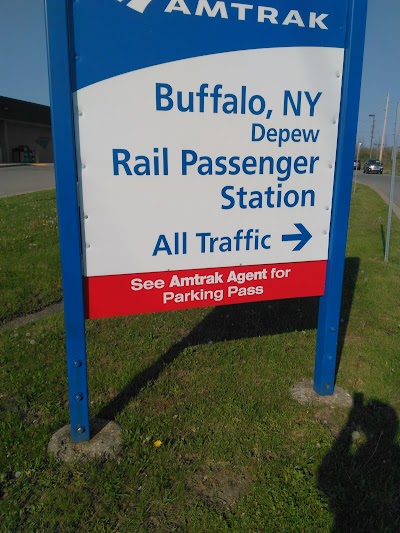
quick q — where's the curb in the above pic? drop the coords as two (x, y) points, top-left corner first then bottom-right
(0, 164), (52, 168)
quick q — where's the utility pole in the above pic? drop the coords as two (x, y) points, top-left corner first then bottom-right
(369, 114), (375, 158)
(353, 142), (362, 193)
(379, 93), (390, 162)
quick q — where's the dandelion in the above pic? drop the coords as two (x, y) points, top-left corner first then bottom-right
(154, 440), (162, 448)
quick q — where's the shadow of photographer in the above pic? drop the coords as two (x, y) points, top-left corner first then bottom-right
(318, 393), (400, 532)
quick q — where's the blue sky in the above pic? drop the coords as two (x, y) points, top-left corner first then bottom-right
(0, 0), (398, 146)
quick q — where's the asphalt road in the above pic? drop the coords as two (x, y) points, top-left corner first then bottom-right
(356, 172), (400, 218)
(0, 164), (55, 198)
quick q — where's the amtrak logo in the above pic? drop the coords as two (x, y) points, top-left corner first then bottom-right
(117, 0), (152, 13)
(116, 0), (329, 30)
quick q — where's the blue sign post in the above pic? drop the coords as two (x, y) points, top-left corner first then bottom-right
(45, 0), (367, 442)
(45, 1), (90, 442)
(314, 0), (367, 394)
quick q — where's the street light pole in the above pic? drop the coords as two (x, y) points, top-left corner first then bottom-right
(384, 101), (400, 262)
(369, 114), (375, 158)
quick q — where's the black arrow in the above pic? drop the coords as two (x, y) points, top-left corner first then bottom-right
(282, 223), (312, 251)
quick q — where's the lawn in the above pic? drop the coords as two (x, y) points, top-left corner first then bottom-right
(1, 185), (400, 532)
(0, 190), (62, 323)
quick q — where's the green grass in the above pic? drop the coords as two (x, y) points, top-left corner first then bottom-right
(1, 186), (400, 531)
(0, 190), (61, 323)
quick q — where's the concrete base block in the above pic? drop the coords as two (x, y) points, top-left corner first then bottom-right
(48, 418), (123, 462)
(291, 379), (352, 408)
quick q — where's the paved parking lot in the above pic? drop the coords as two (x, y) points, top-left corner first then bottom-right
(0, 164), (55, 198)
(1, 164), (398, 221)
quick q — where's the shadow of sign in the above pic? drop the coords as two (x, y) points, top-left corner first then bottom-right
(318, 392), (400, 532)
(97, 257), (359, 421)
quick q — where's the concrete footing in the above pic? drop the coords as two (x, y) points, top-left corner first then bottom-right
(48, 418), (123, 462)
(291, 379), (352, 408)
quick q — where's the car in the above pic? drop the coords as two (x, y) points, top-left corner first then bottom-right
(353, 159), (361, 170)
(363, 159), (383, 174)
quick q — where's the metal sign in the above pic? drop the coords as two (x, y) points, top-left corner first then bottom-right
(45, 0), (367, 441)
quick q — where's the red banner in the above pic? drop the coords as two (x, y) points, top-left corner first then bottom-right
(84, 261), (327, 319)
